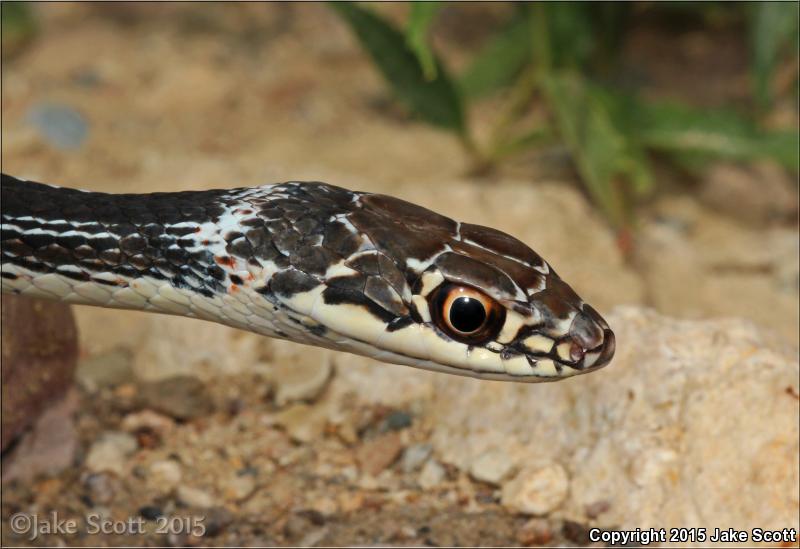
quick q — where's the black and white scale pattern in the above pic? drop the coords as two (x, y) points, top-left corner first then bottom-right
(1, 173), (615, 382)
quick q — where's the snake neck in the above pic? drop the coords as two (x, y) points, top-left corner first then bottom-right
(1, 174), (346, 341)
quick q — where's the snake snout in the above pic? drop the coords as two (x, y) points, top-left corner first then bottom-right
(567, 305), (615, 370)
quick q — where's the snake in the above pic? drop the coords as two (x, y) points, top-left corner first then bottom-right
(1, 173), (615, 382)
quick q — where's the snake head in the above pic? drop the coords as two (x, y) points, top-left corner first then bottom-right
(275, 189), (615, 383)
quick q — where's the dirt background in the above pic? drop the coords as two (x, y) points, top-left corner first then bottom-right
(1, 3), (798, 547)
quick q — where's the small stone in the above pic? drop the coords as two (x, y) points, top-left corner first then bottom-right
(76, 348), (134, 391)
(469, 448), (516, 485)
(273, 403), (327, 443)
(501, 463), (569, 516)
(309, 496), (338, 517)
(562, 520), (592, 545)
(139, 376), (214, 420)
(418, 460), (446, 489)
(223, 473), (256, 502)
(517, 517), (553, 546)
(176, 485), (217, 509)
(284, 513), (313, 539)
(356, 432), (403, 476)
(1, 392), (79, 482)
(381, 410), (413, 432)
(148, 460), (183, 494)
(83, 473), (118, 505)
(400, 443), (433, 473)
(85, 431), (138, 475)
(271, 348), (332, 407)
(27, 102), (88, 150)
(121, 410), (176, 438)
(139, 505), (163, 520)
(584, 499), (611, 519)
(298, 527), (328, 547)
(203, 507), (233, 538)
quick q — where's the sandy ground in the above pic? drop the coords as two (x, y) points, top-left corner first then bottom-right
(1, 4), (798, 547)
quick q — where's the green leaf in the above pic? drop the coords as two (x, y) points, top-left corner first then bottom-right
(458, 16), (532, 99)
(406, 2), (440, 81)
(331, 1), (466, 135)
(634, 100), (800, 173)
(1, 1), (36, 59)
(543, 72), (654, 227)
(750, 2), (800, 110)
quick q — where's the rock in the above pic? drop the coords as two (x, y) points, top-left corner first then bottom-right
(27, 102), (88, 150)
(400, 443), (433, 473)
(501, 463), (569, 516)
(85, 431), (138, 475)
(147, 460), (183, 495)
(203, 507), (233, 538)
(176, 485), (217, 509)
(641, 196), (799, 346)
(75, 348), (134, 391)
(139, 376), (214, 420)
(121, 410), (176, 438)
(1, 295), (78, 450)
(273, 403), (327, 443)
(516, 517), (553, 546)
(380, 410), (413, 432)
(430, 307), (799, 536)
(139, 506), (163, 520)
(1, 392), (79, 482)
(356, 432), (403, 476)
(83, 473), (119, 505)
(269, 340), (333, 406)
(131, 315), (268, 381)
(418, 460), (446, 489)
(699, 162), (797, 226)
(469, 448), (516, 486)
(222, 472), (256, 502)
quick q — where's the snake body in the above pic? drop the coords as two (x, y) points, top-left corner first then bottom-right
(1, 174), (614, 382)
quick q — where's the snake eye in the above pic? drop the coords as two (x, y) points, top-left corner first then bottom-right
(431, 284), (505, 343)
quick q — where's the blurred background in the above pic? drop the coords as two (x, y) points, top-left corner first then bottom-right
(1, 2), (798, 547)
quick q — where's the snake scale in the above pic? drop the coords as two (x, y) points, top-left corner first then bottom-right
(1, 173), (615, 382)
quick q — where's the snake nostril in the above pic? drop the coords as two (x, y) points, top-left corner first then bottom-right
(569, 311), (604, 351)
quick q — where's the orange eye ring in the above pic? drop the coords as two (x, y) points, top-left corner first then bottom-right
(430, 284), (506, 344)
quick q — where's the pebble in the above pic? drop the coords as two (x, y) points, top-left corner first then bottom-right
(400, 443), (432, 473)
(148, 460), (183, 494)
(139, 376), (214, 420)
(501, 463), (569, 516)
(418, 460), (446, 489)
(121, 410), (176, 436)
(203, 507), (233, 537)
(562, 520), (593, 545)
(83, 473), (118, 505)
(223, 473), (256, 501)
(356, 432), (403, 476)
(85, 431), (138, 475)
(516, 517), (553, 546)
(176, 485), (217, 509)
(75, 348), (134, 391)
(469, 448), (516, 486)
(273, 403), (327, 443)
(27, 102), (88, 150)
(584, 499), (611, 519)
(381, 410), (413, 432)
(139, 505), (163, 520)
(271, 353), (332, 407)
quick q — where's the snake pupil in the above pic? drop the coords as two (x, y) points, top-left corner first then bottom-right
(449, 297), (487, 333)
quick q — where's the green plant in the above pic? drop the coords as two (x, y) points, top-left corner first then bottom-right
(331, 2), (799, 231)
